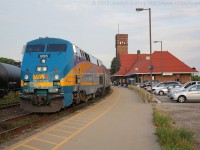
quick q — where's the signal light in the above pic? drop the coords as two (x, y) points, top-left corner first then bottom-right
(24, 75), (29, 80)
(54, 74), (59, 80)
(45, 74), (49, 79)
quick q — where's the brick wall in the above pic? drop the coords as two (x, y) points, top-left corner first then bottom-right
(141, 74), (191, 84)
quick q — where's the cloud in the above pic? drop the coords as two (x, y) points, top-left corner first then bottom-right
(56, 1), (94, 13)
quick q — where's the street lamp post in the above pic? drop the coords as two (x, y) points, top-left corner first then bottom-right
(136, 8), (153, 94)
(135, 68), (139, 83)
(154, 41), (163, 81)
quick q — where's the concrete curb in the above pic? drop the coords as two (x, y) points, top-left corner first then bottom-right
(154, 97), (162, 104)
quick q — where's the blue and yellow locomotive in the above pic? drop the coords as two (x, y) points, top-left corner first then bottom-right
(20, 37), (110, 112)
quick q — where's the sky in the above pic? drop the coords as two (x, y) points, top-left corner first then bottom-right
(0, 0), (200, 72)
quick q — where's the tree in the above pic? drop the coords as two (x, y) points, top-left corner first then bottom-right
(0, 57), (21, 66)
(110, 57), (120, 75)
(192, 75), (200, 81)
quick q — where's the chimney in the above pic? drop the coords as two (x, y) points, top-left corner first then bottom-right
(137, 50), (140, 61)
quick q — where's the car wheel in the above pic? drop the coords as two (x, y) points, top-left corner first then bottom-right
(178, 96), (186, 103)
(158, 91), (164, 96)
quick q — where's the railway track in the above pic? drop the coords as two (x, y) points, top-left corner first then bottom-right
(0, 113), (52, 144)
(0, 103), (24, 122)
(0, 103), (20, 110)
(0, 92), (111, 144)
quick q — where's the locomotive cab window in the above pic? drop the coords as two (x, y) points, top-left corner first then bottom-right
(46, 44), (67, 52)
(26, 45), (45, 52)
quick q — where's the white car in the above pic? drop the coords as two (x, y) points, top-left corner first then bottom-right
(170, 84), (200, 102)
(147, 81), (180, 92)
(154, 84), (181, 96)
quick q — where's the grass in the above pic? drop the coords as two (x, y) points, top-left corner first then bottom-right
(0, 92), (20, 105)
(153, 108), (196, 150)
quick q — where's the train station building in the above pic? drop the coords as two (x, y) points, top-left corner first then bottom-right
(113, 34), (198, 84)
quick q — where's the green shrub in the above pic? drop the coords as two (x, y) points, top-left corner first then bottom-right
(0, 91), (20, 105)
(153, 108), (195, 150)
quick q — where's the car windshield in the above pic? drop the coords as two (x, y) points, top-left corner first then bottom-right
(46, 44), (66, 52)
(26, 45), (45, 52)
(157, 83), (165, 87)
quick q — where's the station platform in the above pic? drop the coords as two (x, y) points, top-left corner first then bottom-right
(5, 86), (161, 150)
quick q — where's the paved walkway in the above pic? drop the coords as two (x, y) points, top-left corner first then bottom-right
(6, 86), (161, 150)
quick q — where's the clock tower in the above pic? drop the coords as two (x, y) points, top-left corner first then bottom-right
(115, 34), (128, 58)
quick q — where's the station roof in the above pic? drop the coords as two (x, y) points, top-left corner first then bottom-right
(113, 54), (136, 76)
(113, 51), (198, 76)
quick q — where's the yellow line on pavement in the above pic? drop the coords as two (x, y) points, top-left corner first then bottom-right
(43, 133), (66, 139)
(52, 92), (121, 150)
(72, 118), (92, 122)
(22, 144), (40, 150)
(34, 138), (57, 145)
(75, 115), (96, 120)
(52, 128), (73, 134)
(59, 124), (80, 130)
(9, 89), (117, 150)
(66, 121), (85, 126)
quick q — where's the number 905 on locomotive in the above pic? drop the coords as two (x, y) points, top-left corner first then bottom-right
(20, 37), (110, 113)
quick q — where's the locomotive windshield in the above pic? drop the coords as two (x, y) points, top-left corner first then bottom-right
(26, 45), (45, 52)
(46, 44), (66, 52)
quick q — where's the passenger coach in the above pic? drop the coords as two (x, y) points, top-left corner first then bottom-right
(20, 37), (110, 112)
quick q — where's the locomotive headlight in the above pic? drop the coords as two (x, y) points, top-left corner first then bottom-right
(54, 74), (59, 80)
(24, 75), (29, 80)
(42, 67), (47, 72)
(41, 59), (46, 64)
(37, 67), (42, 72)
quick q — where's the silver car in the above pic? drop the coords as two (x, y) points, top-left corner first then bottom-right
(154, 84), (181, 96)
(170, 84), (200, 102)
(147, 81), (180, 92)
(168, 81), (200, 98)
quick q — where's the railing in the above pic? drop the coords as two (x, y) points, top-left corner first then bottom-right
(128, 85), (154, 103)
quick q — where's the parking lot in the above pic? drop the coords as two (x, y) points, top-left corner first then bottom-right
(154, 94), (200, 149)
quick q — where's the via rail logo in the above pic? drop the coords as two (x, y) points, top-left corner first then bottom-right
(33, 74), (45, 80)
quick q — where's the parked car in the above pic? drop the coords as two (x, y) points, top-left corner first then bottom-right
(154, 84), (182, 96)
(170, 84), (200, 102)
(147, 81), (180, 92)
(141, 80), (159, 90)
(168, 81), (200, 98)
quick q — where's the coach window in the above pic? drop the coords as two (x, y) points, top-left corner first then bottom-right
(46, 44), (66, 52)
(99, 75), (103, 84)
(85, 53), (90, 62)
(82, 51), (86, 60)
(26, 45), (45, 52)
